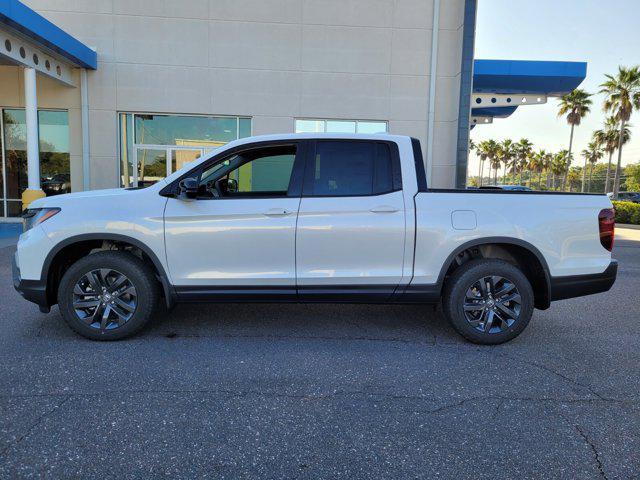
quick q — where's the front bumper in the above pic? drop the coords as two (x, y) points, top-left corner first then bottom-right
(549, 260), (618, 301)
(13, 253), (49, 310)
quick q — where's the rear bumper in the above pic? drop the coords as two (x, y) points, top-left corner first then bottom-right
(549, 260), (618, 301)
(13, 253), (49, 310)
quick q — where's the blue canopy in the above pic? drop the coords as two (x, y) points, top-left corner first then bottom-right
(472, 59), (587, 119)
(0, 0), (97, 69)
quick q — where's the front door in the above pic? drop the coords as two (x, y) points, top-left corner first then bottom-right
(296, 140), (406, 301)
(164, 142), (304, 299)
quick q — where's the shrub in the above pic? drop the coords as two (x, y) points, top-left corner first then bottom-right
(612, 201), (640, 225)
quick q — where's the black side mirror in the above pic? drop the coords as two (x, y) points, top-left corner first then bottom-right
(177, 177), (198, 200)
(227, 178), (238, 193)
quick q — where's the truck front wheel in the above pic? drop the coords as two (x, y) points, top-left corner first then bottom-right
(57, 251), (160, 340)
(442, 259), (534, 345)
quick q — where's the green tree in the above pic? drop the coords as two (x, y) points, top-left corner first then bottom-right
(557, 89), (592, 190)
(513, 138), (533, 186)
(625, 162), (640, 191)
(498, 139), (514, 184)
(551, 151), (570, 190)
(600, 65), (640, 198)
(529, 150), (548, 190)
(594, 117), (631, 193)
(581, 141), (604, 192)
(476, 140), (497, 187)
(566, 166), (582, 192)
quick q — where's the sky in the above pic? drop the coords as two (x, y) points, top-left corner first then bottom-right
(469, 0), (640, 176)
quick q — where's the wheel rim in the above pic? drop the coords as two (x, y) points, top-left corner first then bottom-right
(462, 275), (522, 334)
(72, 269), (137, 331)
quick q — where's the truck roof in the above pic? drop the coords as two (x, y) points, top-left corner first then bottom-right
(227, 132), (410, 146)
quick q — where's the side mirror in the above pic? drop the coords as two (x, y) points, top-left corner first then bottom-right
(226, 178), (238, 193)
(177, 177), (198, 200)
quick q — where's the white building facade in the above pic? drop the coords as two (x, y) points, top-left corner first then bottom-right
(0, 0), (476, 216)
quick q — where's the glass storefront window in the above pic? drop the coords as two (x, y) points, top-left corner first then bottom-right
(295, 118), (388, 135)
(1, 109), (70, 217)
(119, 113), (252, 187)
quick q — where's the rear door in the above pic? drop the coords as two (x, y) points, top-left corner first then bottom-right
(295, 140), (406, 301)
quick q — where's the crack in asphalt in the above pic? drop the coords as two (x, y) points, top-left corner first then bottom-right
(498, 353), (617, 401)
(574, 424), (608, 480)
(0, 389), (635, 466)
(0, 396), (71, 458)
(556, 411), (609, 480)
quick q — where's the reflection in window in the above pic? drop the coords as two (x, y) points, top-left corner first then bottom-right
(1, 109), (70, 216)
(199, 146), (296, 198)
(119, 113), (252, 187)
(137, 149), (167, 188)
(295, 119), (388, 134)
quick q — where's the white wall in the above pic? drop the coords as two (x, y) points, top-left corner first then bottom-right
(16, 0), (466, 188)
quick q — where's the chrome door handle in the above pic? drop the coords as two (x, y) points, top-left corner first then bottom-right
(370, 205), (399, 213)
(263, 208), (291, 216)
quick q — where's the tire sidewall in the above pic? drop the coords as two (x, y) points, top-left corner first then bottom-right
(444, 259), (534, 345)
(58, 251), (158, 340)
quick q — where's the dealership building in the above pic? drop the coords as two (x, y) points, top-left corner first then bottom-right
(0, 0), (586, 217)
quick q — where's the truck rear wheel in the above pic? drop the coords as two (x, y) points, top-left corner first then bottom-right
(57, 251), (159, 340)
(442, 259), (534, 345)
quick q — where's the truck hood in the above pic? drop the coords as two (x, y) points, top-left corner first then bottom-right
(28, 186), (160, 209)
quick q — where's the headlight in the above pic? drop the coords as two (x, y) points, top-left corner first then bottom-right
(22, 208), (60, 231)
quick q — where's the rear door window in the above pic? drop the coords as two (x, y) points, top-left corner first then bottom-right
(305, 141), (397, 197)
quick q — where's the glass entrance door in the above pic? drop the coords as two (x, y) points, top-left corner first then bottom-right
(133, 146), (204, 187)
(1, 108), (70, 217)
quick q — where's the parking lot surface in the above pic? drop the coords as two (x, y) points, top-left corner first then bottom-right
(1, 231), (638, 479)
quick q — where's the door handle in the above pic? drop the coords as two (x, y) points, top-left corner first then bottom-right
(263, 208), (292, 216)
(370, 205), (399, 213)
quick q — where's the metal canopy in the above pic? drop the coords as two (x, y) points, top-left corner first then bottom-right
(471, 59), (587, 122)
(0, 0), (96, 70)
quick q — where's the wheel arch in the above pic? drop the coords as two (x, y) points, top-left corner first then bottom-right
(42, 233), (175, 309)
(437, 237), (552, 310)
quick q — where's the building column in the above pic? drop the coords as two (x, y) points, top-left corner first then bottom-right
(80, 68), (91, 191)
(22, 67), (45, 209)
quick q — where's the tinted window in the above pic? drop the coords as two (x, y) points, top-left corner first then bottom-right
(199, 145), (296, 198)
(308, 141), (393, 196)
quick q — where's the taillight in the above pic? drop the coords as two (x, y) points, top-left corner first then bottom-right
(598, 208), (615, 251)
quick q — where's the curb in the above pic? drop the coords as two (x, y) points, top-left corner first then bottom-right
(617, 223), (640, 230)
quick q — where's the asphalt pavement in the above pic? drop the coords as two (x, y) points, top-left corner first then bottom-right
(0, 231), (638, 479)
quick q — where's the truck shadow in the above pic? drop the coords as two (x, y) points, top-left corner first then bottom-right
(142, 302), (462, 345)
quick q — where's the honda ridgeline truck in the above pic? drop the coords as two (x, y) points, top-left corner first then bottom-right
(13, 134), (618, 344)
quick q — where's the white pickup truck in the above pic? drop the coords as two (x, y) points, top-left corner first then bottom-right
(13, 134), (617, 344)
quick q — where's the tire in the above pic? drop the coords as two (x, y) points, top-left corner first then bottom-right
(442, 259), (534, 345)
(57, 251), (159, 340)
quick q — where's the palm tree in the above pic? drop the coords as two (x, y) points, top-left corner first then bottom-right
(600, 66), (640, 198)
(476, 140), (492, 186)
(543, 151), (554, 189)
(498, 139), (514, 184)
(527, 152), (542, 189)
(481, 139), (500, 185)
(531, 149), (549, 189)
(557, 89), (592, 190)
(594, 118), (631, 193)
(513, 138), (533, 185)
(551, 151), (570, 190)
(581, 141), (604, 192)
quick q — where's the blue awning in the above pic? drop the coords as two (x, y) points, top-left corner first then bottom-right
(0, 0), (97, 69)
(472, 59), (587, 120)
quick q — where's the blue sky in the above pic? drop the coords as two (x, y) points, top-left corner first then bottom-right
(469, 0), (640, 175)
